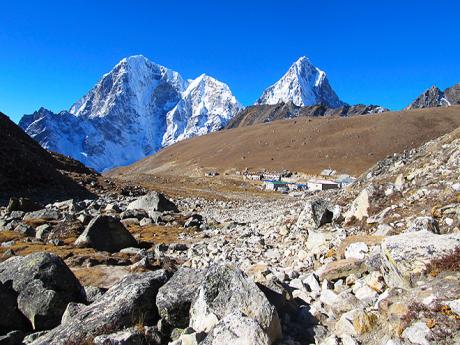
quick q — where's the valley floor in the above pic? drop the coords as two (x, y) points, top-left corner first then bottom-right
(1, 127), (460, 345)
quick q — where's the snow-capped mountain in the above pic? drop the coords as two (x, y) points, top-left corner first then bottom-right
(162, 74), (241, 146)
(256, 56), (345, 108)
(20, 55), (241, 172)
(405, 83), (460, 110)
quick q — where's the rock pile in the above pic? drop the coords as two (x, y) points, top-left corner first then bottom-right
(1, 128), (460, 344)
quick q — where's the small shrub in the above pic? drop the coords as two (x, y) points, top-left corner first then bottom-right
(426, 246), (460, 276)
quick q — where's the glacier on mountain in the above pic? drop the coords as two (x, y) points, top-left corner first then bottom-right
(256, 56), (344, 108)
(20, 55), (242, 172)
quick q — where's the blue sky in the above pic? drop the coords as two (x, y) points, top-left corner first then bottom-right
(1, 0), (459, 122)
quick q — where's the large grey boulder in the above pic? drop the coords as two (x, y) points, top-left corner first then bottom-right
(75, 215), (137, 253)
(381, 231), (460, 288)
(0, 281), (31, 332)
(201, 311), (270, 345)
(31, 270), (169, 345)
(156, 267), (205, 328)
(0, 252), (85, 331)
(127, 192), (178, 213)
(23, 209), (61, 222)
(189, 264), (281, 344)
(296, 198), (333, 230)
(120, 209), (149, 220)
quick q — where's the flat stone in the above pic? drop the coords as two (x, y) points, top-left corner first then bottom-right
(401, 321), (431, 345)
(317, 259), (367, 281)
(381, 231), (460, 288)
(344, 242), (369, 260)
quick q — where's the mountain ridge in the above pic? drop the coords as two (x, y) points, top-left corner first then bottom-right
(20, 55), (241, 172)
(406, 82), (460, 109)
(226, 102), (387, 129)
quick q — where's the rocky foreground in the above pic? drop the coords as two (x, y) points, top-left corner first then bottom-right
(1, 128), (460, 345)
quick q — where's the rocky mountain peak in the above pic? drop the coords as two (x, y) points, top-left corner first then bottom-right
(406, 82), (460, 110)
(20, 56), (241, 172)
(162, 73), (242, 146)
(256, 56), (345, 108)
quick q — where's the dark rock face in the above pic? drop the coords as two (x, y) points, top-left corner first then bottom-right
(0, 253), (85, 331)
(6, 198), (42, 213)
(443, 82), (460, 105)
(74, 215), (138, 252)
(0, 281), (31, 332)
(405, 86), (449, 110)
(406, 82), (460, 109)
(226, 103), (387, 128)
(156, 267), (205, 328)
(127, 192), (178, 213)
(31, 270), (169, 345)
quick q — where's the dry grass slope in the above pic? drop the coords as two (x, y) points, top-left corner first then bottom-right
(110, 106), (460, 180)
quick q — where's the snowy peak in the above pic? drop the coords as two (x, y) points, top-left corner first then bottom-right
(256, 56), (345, 108)
(20, 55), (241, 172)
(162, 74), (242, 146)
(69, 55), (185, 119)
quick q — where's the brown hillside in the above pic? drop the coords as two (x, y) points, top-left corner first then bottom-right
(110, 106), (460, 178)
(0, 112), (95, 203)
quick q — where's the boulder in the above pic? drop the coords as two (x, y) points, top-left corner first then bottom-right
(344, 242), (369, 260)
(23, 209), (61, 222)
(127, 192), (178, 213)
(406, 216), (439, 234)
(13, 223), (35, 236)
(0, 281), (31, 332)
(35, 224), (51, 240)
(156, 267), (205, 328)
(22, 331), (48, 344)
(200, 312), (270, 345)
(84, 286), (106, 303)
(189, 264), (281, 344)
(296, 198), (333, 230)
(0, 252), (85, 331)
(317, 259), (367, 281)
(401, 321), (431, 345)
(381, 231), (460, 288)
(345, 187), (372, 222)
(305, 230), (333, 255)
(75, 215), (137, 253)
(30, 270), (169, 345)
(61, 302), (85, 325)
(120, 209), (149, 220)
(53, 200), (80, 213)
(184, 214), (203, 228)
(6, 197), (42, 213)
(93, 328), (147, 345)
